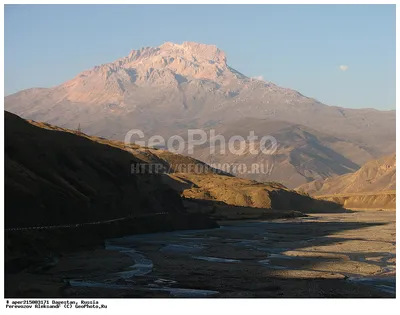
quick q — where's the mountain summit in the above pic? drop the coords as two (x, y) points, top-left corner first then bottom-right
(5, 41), (310, 134)
(68, 41), (233, 99)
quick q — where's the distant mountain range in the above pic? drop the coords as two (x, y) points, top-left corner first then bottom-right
(188, 118), (379, 187)
(5, 42), (396, 187)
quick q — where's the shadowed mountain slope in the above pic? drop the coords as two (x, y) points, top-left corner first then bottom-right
(5, 111), (186, 228)
(5, 112), (343, 229)
(187, 118), (376, 187)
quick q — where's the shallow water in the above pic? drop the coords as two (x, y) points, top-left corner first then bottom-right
(193, 256), (240, 263)
(160, 244), (205, 253)
(105, 244), (153, 277)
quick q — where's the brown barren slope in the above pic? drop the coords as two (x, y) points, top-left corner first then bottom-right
(297, 154), (396, 209)
(6, 111), (343, 228)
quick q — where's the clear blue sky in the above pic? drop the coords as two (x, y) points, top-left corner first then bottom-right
(4, 4), (396, 109)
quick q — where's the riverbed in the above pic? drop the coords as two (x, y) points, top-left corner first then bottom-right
(6, 210), (396, 298)
(68, 210), (395, 297)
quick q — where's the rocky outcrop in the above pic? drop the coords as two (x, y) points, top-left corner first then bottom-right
(164, 173), (343, 220)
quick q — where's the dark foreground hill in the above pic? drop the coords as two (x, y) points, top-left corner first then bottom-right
(5, 111), (218, 266)
(8, 111), (342, 220)
(5, 111), (187, 228)
(5, 111), (344, 267)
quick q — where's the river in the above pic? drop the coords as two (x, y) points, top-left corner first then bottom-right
(70, 210), (395, 297)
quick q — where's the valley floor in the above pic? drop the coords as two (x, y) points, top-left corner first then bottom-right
(5, 210), (395, 298)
